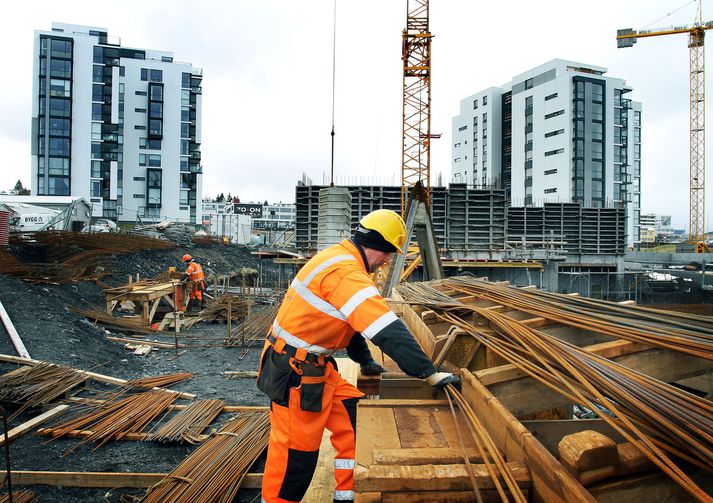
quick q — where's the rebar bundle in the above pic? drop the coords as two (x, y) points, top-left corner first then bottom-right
(0, 248), (107, 284)
(142, 411), (270, 502)
(144, 399), (224, 443)
(126, 373), (193, 390)
(0, 363), (87, 419)
(184, 294), (248, 328)
(225, 305), (278, 345)
(43, 389), (178, 453)
(396, 279), (713, 502)
(0, 491), (39, 503)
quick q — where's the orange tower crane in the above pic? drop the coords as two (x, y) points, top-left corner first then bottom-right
(617, 6), (713, 252)
(401, 0), (439, 214)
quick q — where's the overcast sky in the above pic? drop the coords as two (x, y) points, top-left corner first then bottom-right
(1, 0), (710, 229)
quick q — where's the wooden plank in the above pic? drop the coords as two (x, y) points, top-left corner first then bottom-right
(0, 354), (196, 399)
(475, 340), (649, 386)
(431, 407), (477, 450)
(373, 447), (487, 465)
(460, 372), (596, 503)
(353, 461), (530, 492)
(356, 401), (400, 468)
(484, 345), (710, 417)
(0, 470), (261, 489)
(401, 304), (436, 358)
(0, 405), (68, 446)
(358, 399), (449, 408)
(393, 407), (447, 449)
(0, 299), (30, 358)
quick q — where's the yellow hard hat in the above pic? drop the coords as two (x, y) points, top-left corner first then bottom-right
(358, 209), (407, 254)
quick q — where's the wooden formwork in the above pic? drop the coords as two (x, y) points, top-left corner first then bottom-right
(353, 280), (713, 502)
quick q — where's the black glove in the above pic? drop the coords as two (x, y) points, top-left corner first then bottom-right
(427, 372), (461, 391)
(360, 359), (386, 376)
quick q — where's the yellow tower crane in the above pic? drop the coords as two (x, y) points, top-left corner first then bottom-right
(401, 0), (440, 213)
(617, 4), (713, 252)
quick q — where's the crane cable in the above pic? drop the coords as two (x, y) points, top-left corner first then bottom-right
(330, 0), (337, 187)
(642, 0), (697, 29)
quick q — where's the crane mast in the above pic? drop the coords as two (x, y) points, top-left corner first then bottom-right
(617, 6), (713, 252)
(402, 0), (433, 214)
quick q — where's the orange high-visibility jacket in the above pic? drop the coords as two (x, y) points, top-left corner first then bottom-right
(186, 261), (204, 283)
(271, 239), (436, 378)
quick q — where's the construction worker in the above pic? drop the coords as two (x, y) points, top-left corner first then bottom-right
(257, 209), (460, 503)
(181, 254), (205, 311)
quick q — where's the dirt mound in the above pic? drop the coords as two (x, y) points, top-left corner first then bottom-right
(0, 243), (276, 501)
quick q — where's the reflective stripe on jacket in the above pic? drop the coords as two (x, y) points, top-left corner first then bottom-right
(186, 262), (204, 282)
(272, 239), (396, 354)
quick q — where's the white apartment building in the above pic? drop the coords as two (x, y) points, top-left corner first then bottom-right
(31, 23), (203, 224)
(452, 59), (642, 246)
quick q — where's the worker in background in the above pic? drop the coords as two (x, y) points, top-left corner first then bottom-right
(257, 209), (460, 503)
(181, 253), (205, 311)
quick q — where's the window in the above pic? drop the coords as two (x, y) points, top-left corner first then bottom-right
(634, 111), (641, 127)
(119, 66), (125, 76)
(91, 161), (101, 178)
(179, 190), (189, 205)
(134, 176), (146, 181)
(139, 154), (147, 166)
(182, 72), (192, 88)
(150, 69), (163, 82)
(592, 161), (603, 179)
(180, 158), (189, 172)
(454, 142), (461, 147)
(592, 83), (604, 102)
(634, 128), (641, 143)
(49, 59), (71, 78)
(135, 108), (147, 113)
(140, 68), (148, 81)
(545, 129), (564, 138)
(592, 103), (603, 121)
(135, 125), (147, 130)
(49, 98), (71, 117)
(48, 177), (69, 195)
(545, 148), (564, 157)
(592, 142), (603, 159)
(483, 113), (487, 124)
(49, 79), (71, 97)
(91, 142), (102, 160)
(544, 169), (558, 175)
(150, 85), (163, 101)
(93, 65), (103, 83)
(90, 180), (101, 198)
(545, 110), (564, 119)
(525, 78), (533, 89)
(473, 99), (478, 109)
(181, 89), (190, 106)
(93, 45), (103, 63)
(181, 106), (190, 121)
(544, 188), (557, 194)
(92, 84), (104, 102)
(574, 140), (584, 158)
(483, 95), (488, 106)
(50, 39), (72, 59)
(49, 118), (70, 137)
(149, 120), (162, 137)
(592, 121), (603, 141)
(133, 194), (145, 198)
(458, 125), (467, 132)
(545, 93), (558, 101)
(149, 102), (163, 118)
(48, 157), (69, 175)
(91, 122), (102, 141)
(148, 154), (161, 167)
(135, 90), (147, 96)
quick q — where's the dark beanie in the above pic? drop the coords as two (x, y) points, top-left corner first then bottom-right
(353, 227), (399, 253)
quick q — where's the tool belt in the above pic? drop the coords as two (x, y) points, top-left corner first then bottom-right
(257, 334), (331, 412)
(267, 333), (329, 366)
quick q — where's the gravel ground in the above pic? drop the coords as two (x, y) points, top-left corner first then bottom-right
(0, 242), (277, 502)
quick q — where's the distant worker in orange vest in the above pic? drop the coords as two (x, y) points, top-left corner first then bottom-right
(182, 253), (205, 311)
(257, 209), (460, 503)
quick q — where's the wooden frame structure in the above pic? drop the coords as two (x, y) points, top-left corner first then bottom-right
(104, 280), (186, 324)
(353, 279), (713, 501)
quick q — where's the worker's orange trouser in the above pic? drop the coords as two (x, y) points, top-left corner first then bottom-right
(189, 282), (203, 301)
(261, 360), (363, 502)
